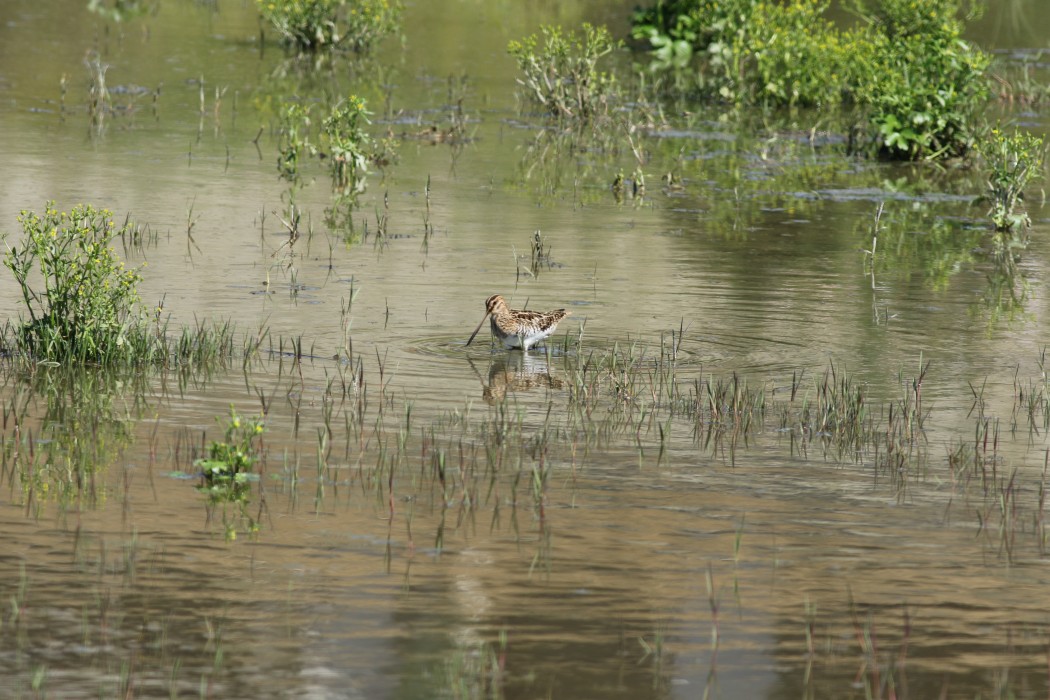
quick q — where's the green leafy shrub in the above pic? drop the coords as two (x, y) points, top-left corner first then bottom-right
(978, 127), (1045, 232)
(2, 204), (243, 368)
(631, 0), (757, 70)
(848, 0), (990, 159)
(853, 0), (983, 38)
(257, 0), (401, 53)
(508, 23), (621, 121)
(195, 409), (265, 504)
(630, 0), (992, 160)
(635, 0), (847, 106)
(744, 0), (846, 107)
(3, 203), (144, 363)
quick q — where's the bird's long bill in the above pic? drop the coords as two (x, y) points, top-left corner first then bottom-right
(466, 312), (490, 346)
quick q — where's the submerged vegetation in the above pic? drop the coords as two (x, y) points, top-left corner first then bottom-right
(322, 94), (388, 192)
(4, 366), (137, 512)
(3, 312), (1050, 692)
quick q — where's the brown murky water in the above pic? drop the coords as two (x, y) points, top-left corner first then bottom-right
(2, 0), (1050, 698)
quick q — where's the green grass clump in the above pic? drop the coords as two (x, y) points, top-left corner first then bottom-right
(508, 23), (621, 122)
(3, 203), (144, 363)
(257, 0), (401, 54)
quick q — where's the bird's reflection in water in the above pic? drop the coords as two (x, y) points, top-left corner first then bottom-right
(469, 352), (565, 404)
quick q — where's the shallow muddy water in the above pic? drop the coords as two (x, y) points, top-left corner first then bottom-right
(3, 1), (1050, 698)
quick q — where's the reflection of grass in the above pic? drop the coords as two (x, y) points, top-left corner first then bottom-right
(441, 635), (506, 700)
(87, 0), (155, 22)
(980, 231), (1031, 326)
(859, 201), (1037, 325)
(5, 338), (1050, 691)
(866, 211), (983, 291)
(1, 366), (136, 514)
(0, 357), (261, 518)
(1, 547), (235, 697)
(513, 127), (626, 205)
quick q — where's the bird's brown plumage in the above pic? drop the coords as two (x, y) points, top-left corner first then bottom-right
(466, 294), (570, 350)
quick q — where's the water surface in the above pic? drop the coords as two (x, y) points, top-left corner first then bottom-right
(1, 1), (1050, 698)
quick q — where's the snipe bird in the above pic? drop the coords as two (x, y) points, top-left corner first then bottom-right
(466, 294), (571, 351)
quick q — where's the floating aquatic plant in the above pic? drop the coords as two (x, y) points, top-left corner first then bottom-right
(195, 408), (265, 504)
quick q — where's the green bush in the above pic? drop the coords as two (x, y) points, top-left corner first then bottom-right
(631, 0), (757, 70)
(744, 0), (846, 107)
(630, 0), (992, 160)
(852, 0), (982, 38)
(2, 204), (243, 368)
(257, 0), (401, 53)
(635, 0), (847, 107)
(3, 203), (144, 363)
(508, 24), (621, 122)
(848, 1), (990, 159)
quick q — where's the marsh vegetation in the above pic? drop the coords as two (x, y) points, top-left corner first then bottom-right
(1, 0), (1050, 698)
